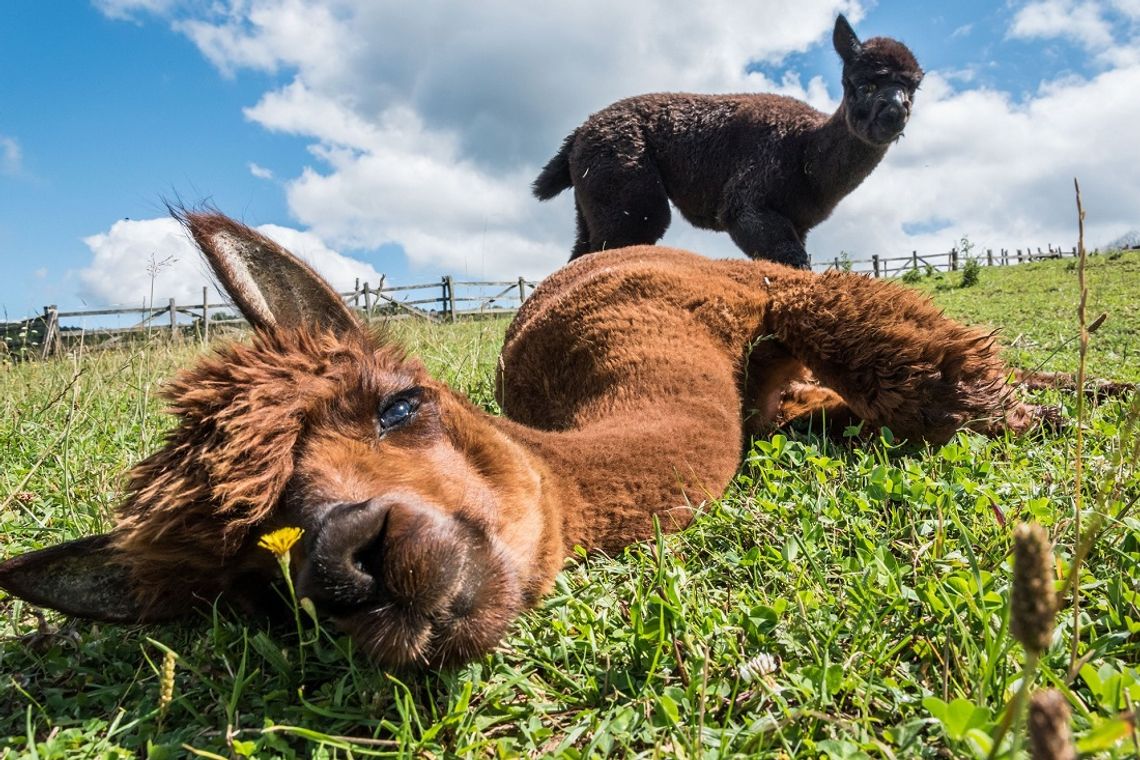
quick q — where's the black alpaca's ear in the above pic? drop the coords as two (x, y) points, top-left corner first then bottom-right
(0, 535), (186, 623)
(172, 208), (359, 335)
(833, 14), (862, 64)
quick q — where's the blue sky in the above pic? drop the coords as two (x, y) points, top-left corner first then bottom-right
(2, 0), (1139, 319)
(1, 3), (298, 316)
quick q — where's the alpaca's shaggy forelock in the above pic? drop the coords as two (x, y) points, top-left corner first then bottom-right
(111, 326), (413, 606)
(856, 37), (923, 83)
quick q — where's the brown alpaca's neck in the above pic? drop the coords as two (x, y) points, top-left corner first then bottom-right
(808, 105), (889, 207)
(494, 399), (743, 559)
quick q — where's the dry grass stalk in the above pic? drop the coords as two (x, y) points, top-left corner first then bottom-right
(1011, 523), (1059, 655)
(988, 521), (1059, 759)
(159, 648), (176, 714)
(1027, 689), (1076, 760)
(1070, 178), (1088, 675)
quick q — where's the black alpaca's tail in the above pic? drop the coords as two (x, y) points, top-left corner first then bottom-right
(532, 132), (576, 200)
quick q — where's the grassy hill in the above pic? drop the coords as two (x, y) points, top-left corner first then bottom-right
(906, 249), (1140, 382)
(1, 253), (1137, 758)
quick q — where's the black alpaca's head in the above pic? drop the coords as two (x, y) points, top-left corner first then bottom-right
(833, 15), (924, 147)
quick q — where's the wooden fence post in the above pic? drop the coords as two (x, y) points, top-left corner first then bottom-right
(40, 305), (60, 359)
(444, 276), (456, 321)
(950, 247), (959, 271)
(363, 282), (372, 318)
(911, 250), (918, 271)
(169, 298), (177, 339)
(354, 278), (360, 308)
(202, 286), (209, 345)
(986, 249), (993, 267)
(871, 254), (880, 278)
(518, 276), (528, 302)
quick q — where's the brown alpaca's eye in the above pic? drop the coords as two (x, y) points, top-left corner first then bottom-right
(378, 394), (420, 432)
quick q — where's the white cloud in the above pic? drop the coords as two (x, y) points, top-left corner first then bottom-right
(76, 217), (383, 307)
(92, 0), (176, 21)
(248, 162), (274, 179)
(1108, 0), (1140, 19)
(807, 64), (1140, 259)
(145, 0), (864, 278)
(1008, 0), (1114, 49)
(96, 0), (1140, 278)
(1, 135), (22, 175)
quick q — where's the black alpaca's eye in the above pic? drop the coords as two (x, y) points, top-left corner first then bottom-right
(378, 396), (418, 431)
(859, 82), (877, 96)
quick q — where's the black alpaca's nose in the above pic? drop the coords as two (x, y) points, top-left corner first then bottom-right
(296, 498), (392, 614)
(879, 101), (906, 132)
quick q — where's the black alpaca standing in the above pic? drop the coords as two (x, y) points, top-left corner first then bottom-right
(533, 15), (923, 268)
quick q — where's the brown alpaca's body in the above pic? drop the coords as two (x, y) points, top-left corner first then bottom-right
(496, 247), (1027, 560)
(0, 216), (1060, 669)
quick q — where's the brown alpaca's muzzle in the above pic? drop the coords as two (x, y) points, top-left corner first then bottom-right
(294, 495), (524, 668)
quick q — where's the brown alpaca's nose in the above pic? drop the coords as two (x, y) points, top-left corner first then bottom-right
(296, 498), (390, 613)
(296, 497), (471, 618)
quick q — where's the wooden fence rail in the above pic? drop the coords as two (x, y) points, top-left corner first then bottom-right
(8, 277), (539, 359)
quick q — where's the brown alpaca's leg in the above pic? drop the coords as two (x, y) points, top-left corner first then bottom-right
(742, 341), (855, 438)
(1012, 369), (1135, 398)
(774, 382), (860, 435)
(764, 271), (1039, 444)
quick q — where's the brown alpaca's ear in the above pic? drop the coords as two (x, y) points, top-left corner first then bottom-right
(0, 535), (186, 623)
(174, 208), (359, 334)
(833, 14), (862, 64)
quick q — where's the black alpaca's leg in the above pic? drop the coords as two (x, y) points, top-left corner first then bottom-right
(570, 198), (592, 260)
(574, 164), (671, 254)
(725, 207), (809, 269)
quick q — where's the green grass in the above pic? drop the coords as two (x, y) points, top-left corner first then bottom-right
(1, 255), (1138, 758)
(905, 250), (1140, 381)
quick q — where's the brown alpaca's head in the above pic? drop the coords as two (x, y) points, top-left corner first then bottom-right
(833, 14), (924, 147)
(0, 212), (555, 668)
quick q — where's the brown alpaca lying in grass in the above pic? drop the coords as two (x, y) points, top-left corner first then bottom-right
(0, 212), (1061, 668)
(533, 15), (923, 268)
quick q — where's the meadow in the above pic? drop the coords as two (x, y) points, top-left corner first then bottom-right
(1, 251), (1138, 758)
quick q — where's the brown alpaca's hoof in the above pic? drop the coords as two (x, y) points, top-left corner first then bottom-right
(1030, 404), (1069, 433)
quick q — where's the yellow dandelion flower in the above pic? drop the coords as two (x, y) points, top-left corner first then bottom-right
(258, 527), (304, 557)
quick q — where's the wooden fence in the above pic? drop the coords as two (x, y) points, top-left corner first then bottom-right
(9, 276), (537, 360)
(809, 242), (1136, 277)
(5, 241), (1138, 360)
